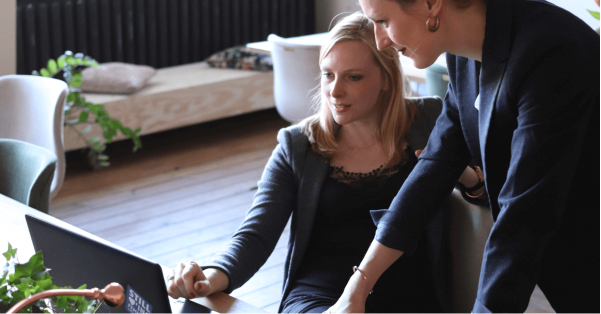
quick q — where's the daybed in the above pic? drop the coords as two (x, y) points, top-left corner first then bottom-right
(64, 62), (275, 151)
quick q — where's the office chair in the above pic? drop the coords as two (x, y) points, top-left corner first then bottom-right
(0, 139), (57, 213)
(0, 74), (68, 199)
(446, 189), (494, 312)
(268, 34), (321, 123)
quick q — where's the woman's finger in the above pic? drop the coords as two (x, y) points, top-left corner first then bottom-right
(166, 269), (176, 298)
(175, 262), (194, 298)
(415, 146), (426, 158)
(167, 267), (183, 299)
(183, 261), (200, 298)
(182, 261), (204, 298)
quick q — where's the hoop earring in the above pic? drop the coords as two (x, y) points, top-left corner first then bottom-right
(426, 16), (440, 32)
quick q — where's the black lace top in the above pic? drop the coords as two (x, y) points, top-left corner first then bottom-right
(286, 147), (441, 312)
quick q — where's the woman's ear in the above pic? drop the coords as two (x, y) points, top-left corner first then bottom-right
(426, 0), (443, 17)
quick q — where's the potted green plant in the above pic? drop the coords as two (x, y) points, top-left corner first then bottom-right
(0, 243), (100, 313)
(33, 51), (142, 170)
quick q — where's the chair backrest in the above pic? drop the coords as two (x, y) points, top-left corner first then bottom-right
(0, 139), (57, 213)
(425, 63), (450, 99)
(268, 34), (321, 123)
(0, 74), (68, 199)
(447, 189), (494, 312)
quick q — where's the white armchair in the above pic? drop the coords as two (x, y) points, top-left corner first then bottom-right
(0, 74), (69, 200)
(268, 34), (321, 123)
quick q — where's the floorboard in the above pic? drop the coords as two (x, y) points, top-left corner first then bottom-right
(49, 109), (553, 313)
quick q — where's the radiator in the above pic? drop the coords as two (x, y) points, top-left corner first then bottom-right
(16, 0), (315, 74)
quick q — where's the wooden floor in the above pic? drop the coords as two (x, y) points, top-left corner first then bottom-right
(49, 109), (553, 313)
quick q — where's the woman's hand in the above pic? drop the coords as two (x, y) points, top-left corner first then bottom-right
(324, 240), (403, 313)
(166, 261), (227, 299)
(414, 149), (424, 158)
(323, 291), (366, 313)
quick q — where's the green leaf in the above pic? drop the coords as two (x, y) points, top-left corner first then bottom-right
(66, 92), (77, 103)
(0, 285), (9, 301)
(78, 111), (89, 123)
(55, 294), (70, 308)
(91, 104), (104, 112)
(88, 137), (106, 152)
(81, 125), (93, 134)
(47, 59), (58, 75)
(9, 251), (45, 284)
(66, 55), (76, 66)
(588, 9), (600, 20)
(73, 93), (85, 106)
(70, 72), (83, 88)
(57, 56), (67, 68)
(70, 79), (82, 87)
(87, 136), (101, 143)
(40, 68), (50, 77)
(102, 129), (116, 142)
(84, 59), (99, 67)
(107, 119), (123, 129)
(3, 243), (17, 261)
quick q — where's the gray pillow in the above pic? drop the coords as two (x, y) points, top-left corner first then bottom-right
(80, 62), (157, 94)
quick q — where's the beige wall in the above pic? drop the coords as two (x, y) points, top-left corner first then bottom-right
(0, 0), (16, 76)
(315, 0), (362, 32)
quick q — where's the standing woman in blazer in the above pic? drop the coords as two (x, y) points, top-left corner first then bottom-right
(328, 0), (599, 312)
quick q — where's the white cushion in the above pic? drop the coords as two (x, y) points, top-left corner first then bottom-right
(80, 62), (157, 94)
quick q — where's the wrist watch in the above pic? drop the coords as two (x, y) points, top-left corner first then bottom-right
(464, 165), (485, 198)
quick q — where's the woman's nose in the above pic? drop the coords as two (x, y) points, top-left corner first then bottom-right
(375, 27), (391, 50)
(330, 79), (345, 98)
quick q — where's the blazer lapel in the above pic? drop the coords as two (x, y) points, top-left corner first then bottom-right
(478, 0), (514, 216)
(284, 149), (328, 294)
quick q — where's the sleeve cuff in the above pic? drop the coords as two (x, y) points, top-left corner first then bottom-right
(371, 209), (422, 255)
(199, 264), (234, 294)
(472, 297), (492, 313)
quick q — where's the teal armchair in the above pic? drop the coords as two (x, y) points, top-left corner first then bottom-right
(0, 139), (57, 214)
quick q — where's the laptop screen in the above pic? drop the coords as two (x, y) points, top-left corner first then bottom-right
(25, 214), (211, 313)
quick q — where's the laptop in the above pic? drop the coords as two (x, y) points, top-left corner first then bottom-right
(25, 214), (213, 313)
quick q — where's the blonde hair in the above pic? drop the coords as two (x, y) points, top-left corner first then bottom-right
(299, 12), (416, 167)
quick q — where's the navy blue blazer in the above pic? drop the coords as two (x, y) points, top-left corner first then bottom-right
(373, 0), (599, 312)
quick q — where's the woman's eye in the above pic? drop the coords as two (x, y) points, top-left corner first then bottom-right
(376, 20), (388, 27)
(350, 75), (362, 81)
(322, 72), (332, 79)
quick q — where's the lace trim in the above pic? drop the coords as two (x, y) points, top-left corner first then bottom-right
(328, 163), (402, 188)
(328, 147), (414, 189)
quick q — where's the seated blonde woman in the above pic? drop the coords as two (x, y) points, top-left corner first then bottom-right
(166, 12), (481, 313)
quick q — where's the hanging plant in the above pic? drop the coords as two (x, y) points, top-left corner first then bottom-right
(33, 51), (142, 170)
